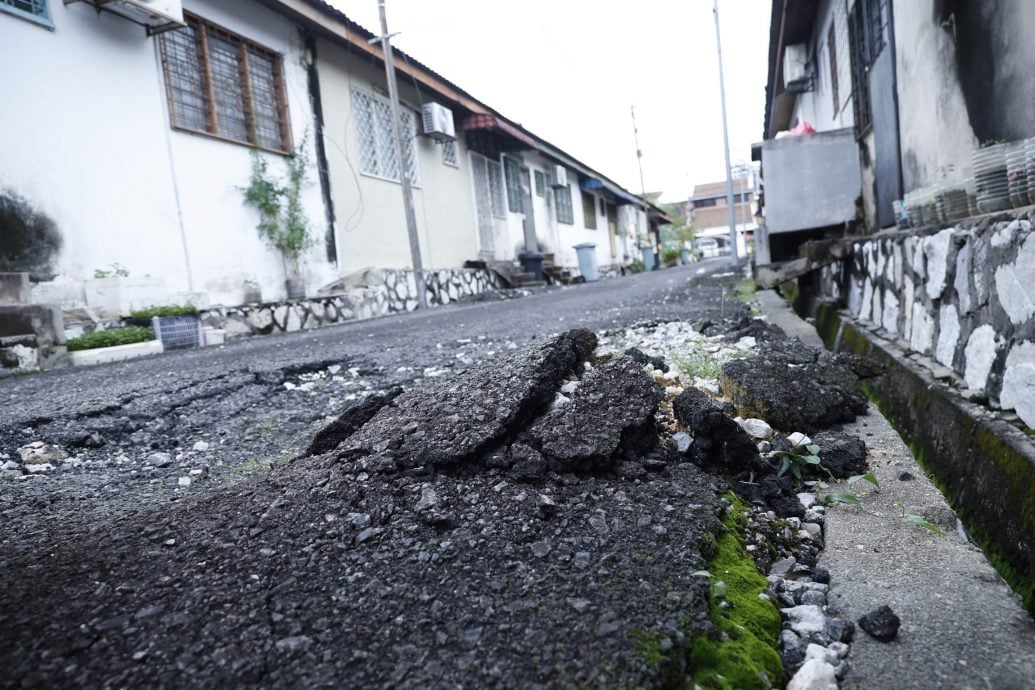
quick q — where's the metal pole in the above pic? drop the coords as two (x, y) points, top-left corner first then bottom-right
(378, 0), (427, 309)
(630, 105), (650, 261)
(713, 0), (740, 265)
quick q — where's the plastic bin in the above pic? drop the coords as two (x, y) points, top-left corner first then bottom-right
(572, 243), (599, 282)
(641, 245), (656, 271)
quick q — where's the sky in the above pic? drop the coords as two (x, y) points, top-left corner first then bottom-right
(326, 0), (772, 203)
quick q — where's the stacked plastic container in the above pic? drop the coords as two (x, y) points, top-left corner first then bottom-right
(897, 138), (1035, 229)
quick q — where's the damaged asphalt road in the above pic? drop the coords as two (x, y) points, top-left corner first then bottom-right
(0, 262), (749, 688)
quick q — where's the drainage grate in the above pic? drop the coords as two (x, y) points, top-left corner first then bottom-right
(151, 316), (202, 350)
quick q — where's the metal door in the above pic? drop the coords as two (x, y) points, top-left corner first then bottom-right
(607, 203), (618, 257)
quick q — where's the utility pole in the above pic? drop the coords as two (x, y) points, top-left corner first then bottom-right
(630, 105), (651, 266)
(376, 0), (427, 309)
(712, 0), (740, 266)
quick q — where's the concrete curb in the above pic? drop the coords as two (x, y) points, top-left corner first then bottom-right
(758, 291), (1035, 689)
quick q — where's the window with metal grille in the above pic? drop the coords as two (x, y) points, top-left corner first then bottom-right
(0, 0), (52, 28)
(487, 160), (506, 219)
(442, 140), (459, 167)
(159, 14), (291, 153)
(827, 23), (839, 115)
(503, 157), (523, 213)
(351, 87), (421, 186)
(848, 0), (888, 138)
(582, 191), (597, 229)
(555, 185), (574, 225)
(534, 170), (546, 197)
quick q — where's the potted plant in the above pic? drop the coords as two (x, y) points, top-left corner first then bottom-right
(241, 138), (314, 301)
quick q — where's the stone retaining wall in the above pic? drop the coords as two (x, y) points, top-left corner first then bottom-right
(813, 211), (1034, 427)
(199, 267), (503, 340)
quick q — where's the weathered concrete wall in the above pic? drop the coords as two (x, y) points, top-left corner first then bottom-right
(893, 0), (977, 192)
(894, 0), (1035, 193)
(762, 129), (862, 234)
(200, 267), (503, 339)
(814, 213), (1035, 428)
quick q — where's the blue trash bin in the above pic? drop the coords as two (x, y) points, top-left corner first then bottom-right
(641, 245), (656, 271)
(573, 242), (599, 282)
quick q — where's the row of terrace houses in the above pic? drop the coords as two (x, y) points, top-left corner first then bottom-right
(0, 0), (667, 313)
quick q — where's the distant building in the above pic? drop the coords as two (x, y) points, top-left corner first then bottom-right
(690, 178), (756, 257)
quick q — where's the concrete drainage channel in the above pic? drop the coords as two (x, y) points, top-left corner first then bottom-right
(760, 290), (1035, 688)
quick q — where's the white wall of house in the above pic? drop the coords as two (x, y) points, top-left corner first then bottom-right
(0, 0), (337, 308)
(316, 38), (480, 275)
(892, 0), (977, 192)
(788, 0), (854, 134)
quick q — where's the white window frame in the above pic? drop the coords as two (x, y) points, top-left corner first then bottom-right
(351, 86), (421, 187)
(0, 0), (53, 29)
(442, 139), (459, 168)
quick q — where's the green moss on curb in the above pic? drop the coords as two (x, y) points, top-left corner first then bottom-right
(690, 494), (782, 689)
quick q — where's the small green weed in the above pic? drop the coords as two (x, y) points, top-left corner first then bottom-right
(222, 452), (293, 485)
(254, 420), (278, 436)
(673, 351), (722, 380)
(93, 263), (129, 279)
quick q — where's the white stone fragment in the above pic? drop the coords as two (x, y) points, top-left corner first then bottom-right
(786, 432), (812, 448)
(787, 658), (838, 690)
(935, 304), (960, 367)
(804, 643), (840, 665)
(797, 492), (817, 509)
(24, 463), (53, 474)
(964, 325), (998, 391)
(178, 476), (191, 487)
(882, 289), (900, 334)
(738, 418), (773, 440)
(1000, 341), (1035, 428)
(910, 304), (934, 354)
(192, 441), (211, 452)
(860, 279), (874, 324)
(994, 233), (1035, 325)
(782, 605), (827, 634)
(923, 228), (955, 299)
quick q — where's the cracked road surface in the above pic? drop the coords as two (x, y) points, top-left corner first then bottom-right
(0, 261), (737, 688)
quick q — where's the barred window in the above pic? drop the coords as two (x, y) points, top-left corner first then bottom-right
(159, 14), (291, 153)
(534, 170), (546, 197)
(555, 185), (574, 225)
(352, 88), (420, 186)
(442, 140), (459, 167)
(487, 160), (506, 219)
(504, 157), (523, 213)
(0, 0), (51, 28)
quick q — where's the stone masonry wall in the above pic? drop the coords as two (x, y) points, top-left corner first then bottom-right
(815, 212), (1035, 427)
(200, 268), (504, 341)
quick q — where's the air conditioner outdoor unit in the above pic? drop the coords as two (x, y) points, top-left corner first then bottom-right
(783, 43), (809, 88)
(549, 165), (568, 188)
(68, 0), (185, 32)
(421, 102), (456, 142)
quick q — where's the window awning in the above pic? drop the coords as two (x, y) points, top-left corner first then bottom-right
(462, 115), (539, 149)
(579, 178), (645, 206)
